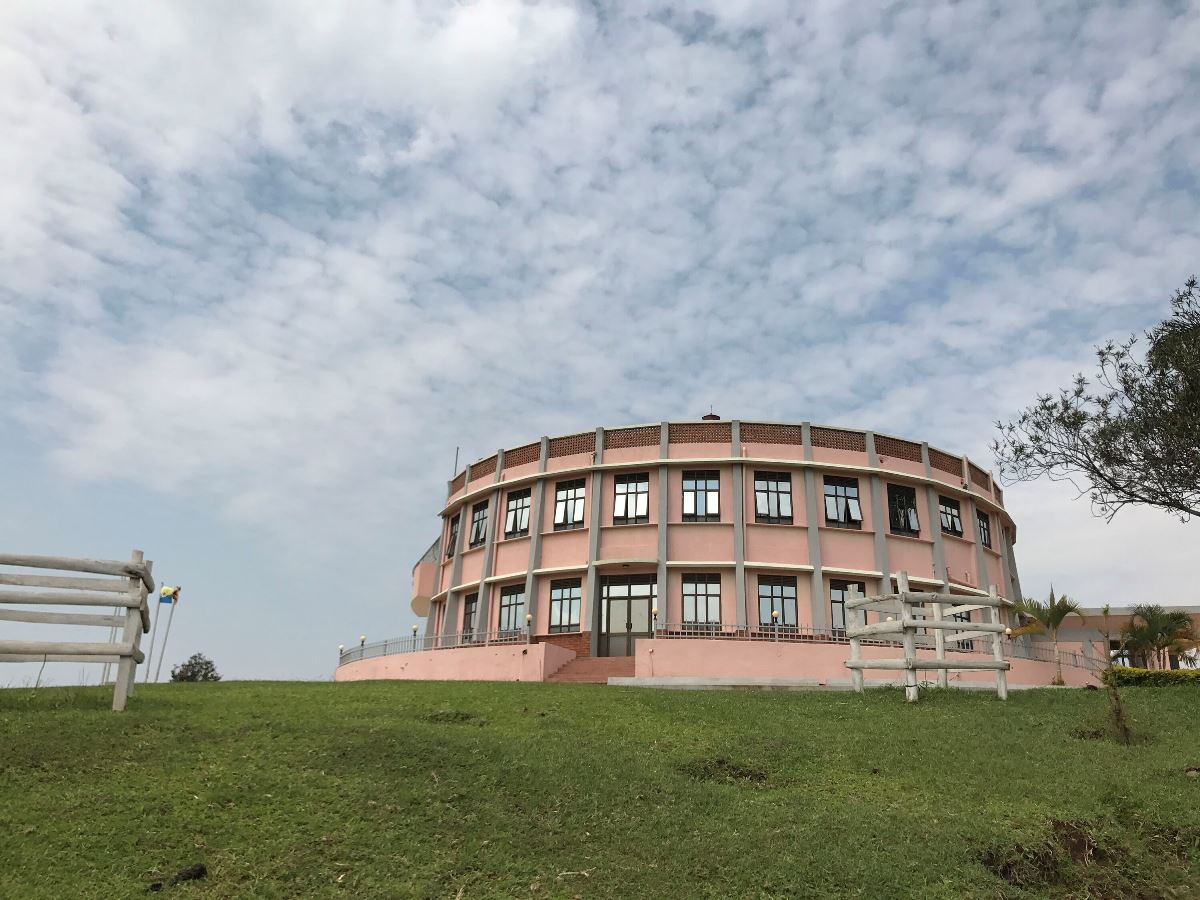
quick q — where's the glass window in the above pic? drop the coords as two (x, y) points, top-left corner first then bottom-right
(829, 580), (866, 634)
(757, 575), (797, 627)
(754, 472), (793, 524)
(682, 470), (720, 522)
(939, 497), (963, 536)
(504, 488), (531, 538)
(549, 579), (581, 633)
(823, 476), (862, 529)
(468, 500), (489, 548)
(446, 514), (460, 558)
(553, 479), (586, 531)
(976, 510), (992, 548)
(498, 585), (526, 633)
(613, 473), (650, 525)
(682, 574), (721, 624)
(887, 484), (921, 536)
(462, 592), (478, 639)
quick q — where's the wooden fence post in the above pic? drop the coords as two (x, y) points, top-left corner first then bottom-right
(932, 581), (948, 689)
(848, 585), (864, 693)
(112, 550), (146, 711)
(897, 571), (919, 702)
(989, 585), (1008, 700)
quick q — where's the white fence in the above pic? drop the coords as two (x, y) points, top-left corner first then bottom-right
(0, 551), (154, 710)
(845, 571), (1011, 702)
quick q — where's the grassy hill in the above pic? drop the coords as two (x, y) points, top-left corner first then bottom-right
(1, 681), (1198, 899)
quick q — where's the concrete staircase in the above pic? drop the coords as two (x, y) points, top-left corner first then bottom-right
(547, 656), (635, 684)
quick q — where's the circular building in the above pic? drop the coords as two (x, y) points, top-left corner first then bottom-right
(336, 418), (1095, 687)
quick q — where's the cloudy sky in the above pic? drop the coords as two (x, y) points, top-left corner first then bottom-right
(2, 1), (1197, 683)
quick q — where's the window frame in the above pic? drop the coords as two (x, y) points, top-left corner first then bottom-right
(468, 500), (489, 548)
(753, 471), (793, 524)
(446, 514), (460, 559)
(553, 478), (587, 532)
(823, 475), (863, 530)
(757, 575), (798, 628)
(829, 579), (866, 635)
(504, 488), (531, 539)
(976, 509), (992, 548)
(497, 585), (526, 634)
(682, 574), (721, 625)
(682, 470), (721, 523)
(612, 473), (650, 526)
(939, 496), (964, 537)
(886, 483), (921, 537)
(548, 579), (582, 633)
(462, 592), (479, 640)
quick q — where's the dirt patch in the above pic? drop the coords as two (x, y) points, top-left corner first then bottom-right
(980, 820), (1124, 891)
(421, 710), (487, 726)
(980, 840), (1062, 888)
(679, 757), (768, 785)
(1072, 726), (1108, 741)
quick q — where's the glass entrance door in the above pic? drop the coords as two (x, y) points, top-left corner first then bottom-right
(600, 575), (656, 657)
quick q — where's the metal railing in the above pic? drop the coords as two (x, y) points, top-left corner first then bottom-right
(338, 625), (1090, 670)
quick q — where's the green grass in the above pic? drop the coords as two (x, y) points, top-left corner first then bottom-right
(1, 682), (1198, 899)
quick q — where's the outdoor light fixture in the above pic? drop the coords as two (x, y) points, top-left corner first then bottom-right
(1004, 627), (1013, 636)
(525, 613), (533, 624)
(771, 610), (779, 619)
(412, 624), (419, 635)
(337, 644), (344, 653)
(359, 634), (366, 648)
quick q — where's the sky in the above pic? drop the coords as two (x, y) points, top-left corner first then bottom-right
(1, 1), (1197, 684)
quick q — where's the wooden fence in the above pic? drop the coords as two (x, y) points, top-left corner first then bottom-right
(845, 571), (1011, 702)
(0, 551), (154, 710)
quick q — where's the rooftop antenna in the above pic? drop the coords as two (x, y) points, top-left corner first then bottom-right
(452, 446), (460, 478)
(701, 405), (720, 421)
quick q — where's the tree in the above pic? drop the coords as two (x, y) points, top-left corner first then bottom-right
(992, 276), (1200, 521)
(170, 653), (221, 682)
(1121, 604), (1197, 670)
(1012, 589), (1082, 686)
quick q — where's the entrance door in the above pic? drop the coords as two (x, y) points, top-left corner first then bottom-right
(600, 575), (656, 657)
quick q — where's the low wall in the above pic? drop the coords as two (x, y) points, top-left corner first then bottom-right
(335, 642), (576, 683)
(634, 640), (1098, 688)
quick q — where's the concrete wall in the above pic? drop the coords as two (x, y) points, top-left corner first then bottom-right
(335, 642), (576, 683)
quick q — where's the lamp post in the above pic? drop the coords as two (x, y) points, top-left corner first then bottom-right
(525, 613), (533, 644)
(772, 609), (779, 641)
(652, 607), (658, 639)
(337, 644), (344, 661)
(359, 634), (366, 650)
(412, 623), (419, 650)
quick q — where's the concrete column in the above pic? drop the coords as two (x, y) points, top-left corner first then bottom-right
(802, 422), (826, 630)
(441, 494), (468, 640)
(473, 450), (504, 638)
(585, 427), (604, 656)
(962, 495), (993, 593)
(922, 442), (949, 584)
(1002, 526), (1024, 602)
(865, 432), (891, 593)
(731, 420), (747, 627)
(522, 437), (550, 630)
(657, 422), (669, 618)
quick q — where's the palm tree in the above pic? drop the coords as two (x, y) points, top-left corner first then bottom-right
(1012, 588), (1083, 685)
(1122, 605), (1198, 670)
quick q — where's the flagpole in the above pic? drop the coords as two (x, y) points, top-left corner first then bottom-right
(143, 598), (163, 683)
(154, 599), (179, 683)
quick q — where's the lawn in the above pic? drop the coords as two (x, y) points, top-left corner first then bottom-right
(1, 682), (1197, 899)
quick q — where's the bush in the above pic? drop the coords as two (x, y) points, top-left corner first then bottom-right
(1103, 666), (1200, 687)
(170, 653), (221, 682)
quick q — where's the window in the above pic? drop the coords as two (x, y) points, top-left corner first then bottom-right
(757, 575), (797, 627)
(824, 476), (862, 529)
(887, 484), (920, 536)
(754, 472), (793, 524)
(976, 510), (992, 548)
(446, 514), (460, 558)
(553, 479), (586, 531)
(949, 606), (971, 647)
(613, 473), (650, 525)
(1109, 639), (1132, 668)
(939, 496), (963, 536)
(830, 580), (866, 634)
(682, 574), (721, 625)
(682, 470), (720, 522)
(498, 585), (526, 633)
(504, 488), (531, 538)
(548, 579), (581, 632)
(462, 592), (478, 639)
(468, 500), (489, 548)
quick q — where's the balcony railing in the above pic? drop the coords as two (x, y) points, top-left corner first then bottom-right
(338, 625), (1089, 671)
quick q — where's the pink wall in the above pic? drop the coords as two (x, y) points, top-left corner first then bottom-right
(599, 524), (658, 560)
(634, 639), (1098, 687)
(492, 537), (530, 576)
(811, 447), (869, 468)
(942, 537), (979, 589)
(818, 528), (876, 571)
(336, 642), (576, 683)
(458, 547), (484, 587)
(545, 451), (592, 475)
(668, 441), (729, 459)
(603, 445), (659, 465)
(878, 459), (925, 479)
(742, 442), (804, 462)
(982, 551), (1004, 593)
(539, 530), (589, 569)
(668, 523), (735, 560)
(885, 536), (938, 582)
(744, 524), (809, 565)
(500, 460), (539, 482)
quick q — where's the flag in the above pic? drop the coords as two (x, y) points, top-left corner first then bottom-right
(160, 585), (180, 604)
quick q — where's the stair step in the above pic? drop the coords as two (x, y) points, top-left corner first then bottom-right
(547, 656), (635, 684)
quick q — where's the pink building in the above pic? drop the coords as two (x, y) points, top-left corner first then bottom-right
(337, 418), (1097, 688)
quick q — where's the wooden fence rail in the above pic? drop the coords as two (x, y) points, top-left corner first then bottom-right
(845, 571), (1011, 702)
(0, 551), (154, 710)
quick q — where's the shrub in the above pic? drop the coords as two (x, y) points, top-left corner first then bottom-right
(170, 653), (222, 682)
(1103, 666), (1200, 687)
